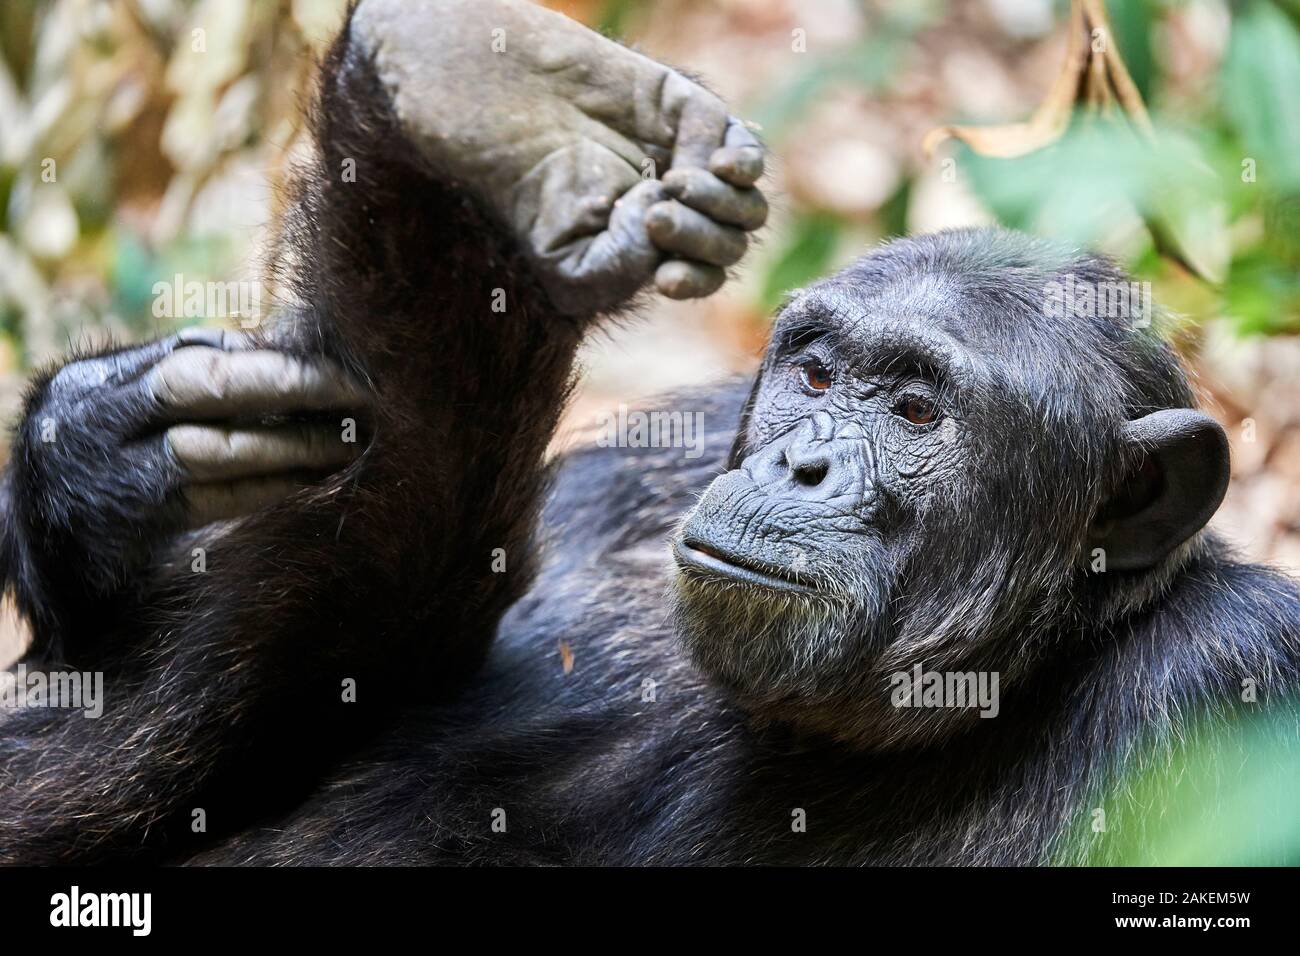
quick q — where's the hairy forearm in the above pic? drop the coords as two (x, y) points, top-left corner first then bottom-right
(281, 21), (595, 631)
(0, 12), (581, 863)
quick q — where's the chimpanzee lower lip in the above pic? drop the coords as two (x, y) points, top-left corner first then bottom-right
(673, 539), (819, 594)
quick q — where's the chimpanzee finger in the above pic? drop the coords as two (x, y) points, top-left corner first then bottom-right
(668, 73), (730, 171)
(654, 260), (726, 299)
(184, 476), (315, 528)
(546, 178), (667, 313)
(45, 328), (255, 404)
(114, 327), (257, 381)
(646, 200), (748, 266)
(707, 119), (765, 188)
(165, 423), (362, 483)
(147, 348), (365, 421)
(661, 167), (768, 230)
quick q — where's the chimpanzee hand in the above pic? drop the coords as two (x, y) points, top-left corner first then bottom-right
(6, 327), (365, 606)
(350, 0), (768, 314)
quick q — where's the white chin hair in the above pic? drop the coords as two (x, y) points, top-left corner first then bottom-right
(669, 569), (868, 697)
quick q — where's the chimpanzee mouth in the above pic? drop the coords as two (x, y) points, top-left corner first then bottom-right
(673, 538), (819, 595)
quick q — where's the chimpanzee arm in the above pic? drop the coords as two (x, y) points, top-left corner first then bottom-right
(0, 0), (765, 862)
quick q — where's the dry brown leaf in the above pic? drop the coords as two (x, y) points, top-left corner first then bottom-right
(923, 0), (1088, 159)
(923, 0), (1155, 160)
(923, 0), (1225, 282)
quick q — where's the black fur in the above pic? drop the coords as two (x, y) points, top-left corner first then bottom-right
(0, 11), (1297, 866)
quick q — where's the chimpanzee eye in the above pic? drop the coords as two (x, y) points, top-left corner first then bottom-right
(897, 395), (937, 426)
(799, 359), (833, 393)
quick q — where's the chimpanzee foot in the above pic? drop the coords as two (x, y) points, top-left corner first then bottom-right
(351, 0), (768, 313)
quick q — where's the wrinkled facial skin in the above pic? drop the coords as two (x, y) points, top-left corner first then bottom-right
(663, 260), (1131, 754)
(671, 283), (984, 730)
(669, 234), (1212, 752)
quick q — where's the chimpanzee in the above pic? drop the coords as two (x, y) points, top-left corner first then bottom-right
(1, 0), (1296, 865)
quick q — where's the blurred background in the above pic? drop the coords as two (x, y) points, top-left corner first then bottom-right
(0, 0), (1296, 863)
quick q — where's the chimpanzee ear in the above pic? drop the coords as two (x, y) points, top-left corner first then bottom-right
(1090, 408), (1230, 571)
(727, 370), (765, 469)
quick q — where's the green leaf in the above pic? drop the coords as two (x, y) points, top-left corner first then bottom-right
(759, 214), (843, 310)
(961, 119), (1229, 280)
(878, 179), (912, 239)
(1222, 248), (1300, 335)
(1063, 701), (1300, 865)
(1220, 0), (1300, 191)
(1106, 0), (1156, 103)
(595, 0), (647, 37)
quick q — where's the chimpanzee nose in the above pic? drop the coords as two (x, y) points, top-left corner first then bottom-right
(786, 442), (831, 487)
(782, 410), (838, 489)
(742, 410), (866, 504)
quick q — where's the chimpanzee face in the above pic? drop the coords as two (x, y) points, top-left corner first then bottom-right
(669, 234), (1228, 747)
(671, 279), (986, 721)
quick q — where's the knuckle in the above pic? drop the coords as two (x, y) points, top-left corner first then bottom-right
(645, 203), (677, 235)
(45, 364), (79, 403)
(145, 361), (173, 405)
(164, 425), (198, 464)
(160, 429), (193, 480)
